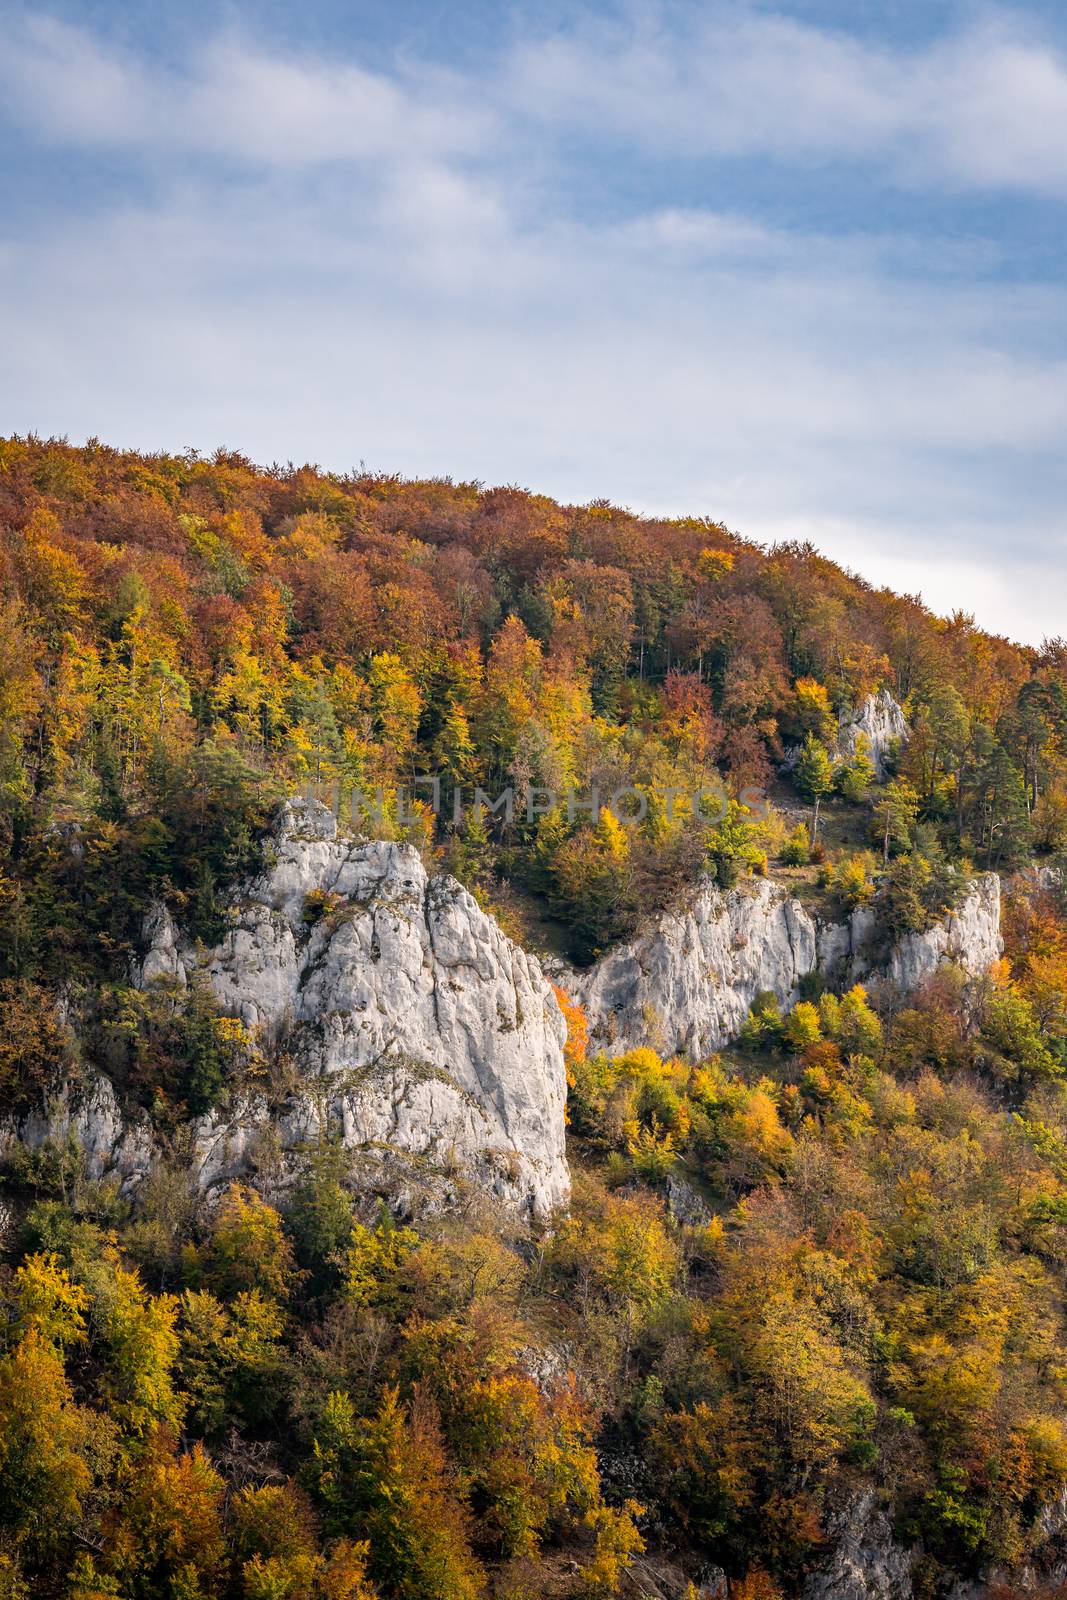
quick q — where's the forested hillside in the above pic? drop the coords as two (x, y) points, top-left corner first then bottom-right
(0, 435), (1062, 976)
(2, 436), (1067, 1600)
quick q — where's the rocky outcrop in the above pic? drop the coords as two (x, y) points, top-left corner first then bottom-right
(571, 871), (1001, 1059)
(571, 877), (816, 1058)
(803, 1491), (915, 1600)
(6, 801), (570, 1217)
(1, 1074), (155, 1190)
(839, 690), (908, 779)
(0, 795), (1004, 1209)
(883, 872), (1002, 993)
(802, 1480), (1067, 1600)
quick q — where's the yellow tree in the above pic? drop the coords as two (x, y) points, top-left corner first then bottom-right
(0, 601), (40, 809)
(0, 1330), (95, 1557)
(100, 1260), (184, 1437)
(369, 653), (422, 778)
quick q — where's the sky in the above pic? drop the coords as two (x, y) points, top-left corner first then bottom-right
(1, 1), (1065, 645)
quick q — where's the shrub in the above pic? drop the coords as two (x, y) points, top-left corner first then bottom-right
(780, 824), (810, 867)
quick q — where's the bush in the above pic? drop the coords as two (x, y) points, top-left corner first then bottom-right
(780, 825), (810, 867)
(820, 852), (877, 911)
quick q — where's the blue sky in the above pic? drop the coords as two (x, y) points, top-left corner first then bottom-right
(1, 0), (1065, 644)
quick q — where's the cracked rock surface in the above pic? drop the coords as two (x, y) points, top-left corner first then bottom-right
(570, 872), (1002, 1059)
(6, 800), (570, 1217)
(839, 689), (909, 779)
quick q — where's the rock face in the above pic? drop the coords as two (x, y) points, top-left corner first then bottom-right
(0, 793), (1005, 1210)
(572, 871), (1001, 1059)
(839, 690), (908, 779)
(572, 877), (817, 1058)
(883, 872), (1002, 994)
(6, 801), (570, 1217)
(803, 1491), (915, 1600)
(2, 1075), (155, 1191)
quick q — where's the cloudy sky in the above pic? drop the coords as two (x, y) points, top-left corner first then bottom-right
(1, 0), (1065, 644)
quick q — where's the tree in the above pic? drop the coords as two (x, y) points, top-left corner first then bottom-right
(876, 852), (933, 938)
(12, 1252), (88, 1351)
(835, 733), (875, 803)
(178, 1288), (287, 1434)
(795, 735), (835, 845)
(0, 983), (72, 1112)
(199, 1183), (295, 1302)
(791, 677), (836, 744)
(872, 777), (920, 862)
(368, 654), (421, 778)
(780, 824), (810, 866)
(540, 559), (634, 712)
(105, 1435), (225, 1599)
(979, 981), (1060, 1083)
(100, 1261), (183, 1437)
(288, 1147), (358, 1298)
(435, 699), (477, 790)
(546, 812), (636, 962)
(835, 986), (883, 1057)
(719, 1240), (876, 1477)
(402, 1315), (608, 1563)
(0, 1331), (95, 1558)
(976, 742), (1032, 868)
(308, 1387), (485, 1600)
(783, 1002), (822, 1054)
(651, 1397), (756, 1546)
(0, 601), (40, 816)
(229, 1481), (383, 1600)
(547, 1187), (679, 1314)
(705, 799), (766, 888)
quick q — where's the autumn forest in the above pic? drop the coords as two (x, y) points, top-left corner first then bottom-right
(1, 435), (1067, 1600)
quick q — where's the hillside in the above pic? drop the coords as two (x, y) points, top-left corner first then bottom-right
(1, 435), (1063, 971)
(1, 437), (1067, 1600)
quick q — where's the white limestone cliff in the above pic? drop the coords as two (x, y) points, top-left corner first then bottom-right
(3, 800), (570, 1218)
(803, 1491), (916, 1600)
(839, 689), (909, 779)
(569, 870), (1002, 1059)
(0, 796), (1005, 1211)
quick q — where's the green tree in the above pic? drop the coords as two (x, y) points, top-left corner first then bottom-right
(795, 735), (835, 845)
(835, 734), (875, 803)
(309, 1387), (484, 1600)
(178, 1289), (287, 1434)
(872, 777), (920, 862)
(288, 1148), (357, 1298)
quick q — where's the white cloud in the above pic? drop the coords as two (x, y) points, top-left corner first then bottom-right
(0, 14), (492, 168)
(1, 7), (1065, 645)
(509, 11), (903, 160)
(0, 14), (147, 142)
(8, 6), (1067, 195)
(509, 7), (1067, 197)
